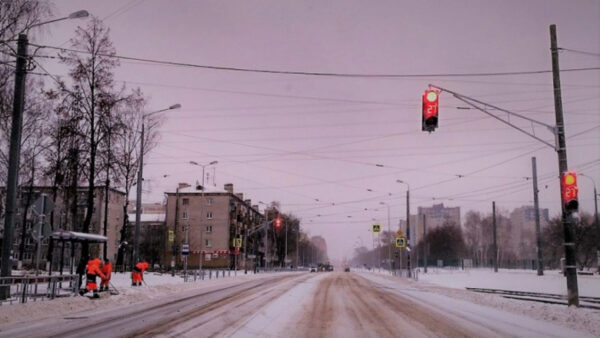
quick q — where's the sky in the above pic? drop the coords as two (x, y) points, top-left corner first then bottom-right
(33, 0), (600, 260)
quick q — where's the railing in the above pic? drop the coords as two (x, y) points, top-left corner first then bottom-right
(0, 274), (79, 305)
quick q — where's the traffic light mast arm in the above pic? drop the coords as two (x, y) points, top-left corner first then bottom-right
(248, 220), (273, 237)
(428, 84), (558, 151)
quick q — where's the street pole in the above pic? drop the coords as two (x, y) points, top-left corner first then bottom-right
(184, 221), (189, 279)
(386, 204), (391, 271)
(550, 24), (579, 306)
(581, 175), (599, 273)
(284, 219), (288, 268)
(264, 211), (269, 270)
(172, 185), (181, 277)
(532, 157), (544, 276)
(132, 120), (145, 269)
(423, 214), (427, 273)
(102, 130), (111, 261)
(406, 189), (411, 278)
(296, 223), (299, 269)
(0, 34), (28, 300)
(492, 201), (498, 273)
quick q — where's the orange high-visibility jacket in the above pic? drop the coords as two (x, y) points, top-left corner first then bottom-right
(101, 262), (112, 280)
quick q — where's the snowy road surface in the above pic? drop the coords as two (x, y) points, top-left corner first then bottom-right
(0, 271), (594, 337)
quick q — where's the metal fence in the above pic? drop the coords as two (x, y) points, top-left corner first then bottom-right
(0, 274), (79, 305)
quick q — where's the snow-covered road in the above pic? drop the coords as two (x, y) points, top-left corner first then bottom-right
(0, 271), (596, 337)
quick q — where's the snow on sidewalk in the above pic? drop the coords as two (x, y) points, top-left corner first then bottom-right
(0, 270), (297, 327)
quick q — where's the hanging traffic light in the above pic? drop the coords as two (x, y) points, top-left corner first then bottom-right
(561, 172), (579, 212)
(274, 216), (283, 229)
(422, 89), (439, 132)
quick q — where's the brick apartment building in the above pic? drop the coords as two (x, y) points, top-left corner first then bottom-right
(164, 183), (265, 270)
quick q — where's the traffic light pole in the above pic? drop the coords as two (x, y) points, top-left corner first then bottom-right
(550, 24), (578, 307)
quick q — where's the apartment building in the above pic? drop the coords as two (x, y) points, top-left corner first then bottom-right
(509, 205), (549, 259)
(164, 183), (264, 269)
(398, 203), (461, 247)
(0, 186), (125, 268)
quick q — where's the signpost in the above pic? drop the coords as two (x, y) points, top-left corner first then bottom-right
(371, 223), (381, 233)
(395, 237), (406, 249)
(31, 195), (53, 278)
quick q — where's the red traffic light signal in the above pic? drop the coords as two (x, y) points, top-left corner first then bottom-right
(274, 216), (283, 228)
(561, 172), (579, 212)
(422, 89), (439, 132)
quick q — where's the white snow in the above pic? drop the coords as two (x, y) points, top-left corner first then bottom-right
(357, 268), (600, 337)
(0, 269), (286, 327)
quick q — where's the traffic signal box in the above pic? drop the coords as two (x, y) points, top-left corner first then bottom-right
(422, 89), (439, 132)
(274, 216), (283, 229)
(561, 172), (579, 212)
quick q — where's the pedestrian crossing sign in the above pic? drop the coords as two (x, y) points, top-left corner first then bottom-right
(371, 223), (382, 233)
(395, 237), (406, 248)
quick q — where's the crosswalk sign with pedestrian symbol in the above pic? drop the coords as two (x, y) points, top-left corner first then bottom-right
(371, 223), (382, 233)
(395, 237), (406, 248)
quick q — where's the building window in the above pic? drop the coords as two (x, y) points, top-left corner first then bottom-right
(182, 198), (189, 206)
(205, 225), (213, 233)
(207, 198), (213, 205)
(182, 211), (188, 220)
(205, 239), (212, 247)
(206, 211), (213, 219)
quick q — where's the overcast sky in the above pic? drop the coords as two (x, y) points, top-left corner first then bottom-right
(36, 0), (599, 260)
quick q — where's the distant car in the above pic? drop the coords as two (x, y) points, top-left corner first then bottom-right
(344, 267), (350, 272)
(310, 267), (317, 272)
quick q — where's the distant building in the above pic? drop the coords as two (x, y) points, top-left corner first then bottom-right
(164, 183), (264, 269)
(398, 203), (460, 247)
(0, 186), (125, 268)
(509, 206), (549, 259)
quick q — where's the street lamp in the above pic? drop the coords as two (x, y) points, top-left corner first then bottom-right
(380, 201), (392, 271)
(580, 174), (600, 272)
(0, 10), (90, 299)
(132, 104), (181, 268)
(188, 160), (218, 271)
(396, 179), (411, 277)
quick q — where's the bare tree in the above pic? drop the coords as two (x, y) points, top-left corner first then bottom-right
(111, 88), (161, 269)
(57, 17), (121, 276)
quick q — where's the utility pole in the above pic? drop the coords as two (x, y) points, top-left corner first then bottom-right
(532, 157), (544, 276)
(550, 24), (579, 306)
(132, 121), (145, 269)
(102, 130), (111, 261)
(406, 189), (411, 278)
(492, 201), (498, 273)
(284, 218), (288, 268)
(423, 214), (427, 273)
(296, 223), (299, 270)
(1, 34), (28, 300)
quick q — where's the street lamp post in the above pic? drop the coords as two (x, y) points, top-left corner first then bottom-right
(580, 174), (600, 272)
(380, 202), (392, 271)
(0, 10), (89, 300)
(189, 160), (218, 271)
(132, 104), (181, 269)
(396, 180), (411, 277)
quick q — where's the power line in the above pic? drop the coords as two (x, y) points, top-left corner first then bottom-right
(560, 48), (600, 57)
(29, 43), (600, 78)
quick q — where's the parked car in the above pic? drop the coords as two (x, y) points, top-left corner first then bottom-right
(344, 267), (350, 272)
(310, 266), (317, 272)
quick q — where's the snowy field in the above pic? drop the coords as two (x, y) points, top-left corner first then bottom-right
(357, 268), (600, 337)
(417, 267), (600, 297)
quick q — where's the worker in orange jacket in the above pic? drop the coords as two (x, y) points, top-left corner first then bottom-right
(131, 261), (149, 286)
(100, 259), (113, 292)
(80, 258), (106, 298)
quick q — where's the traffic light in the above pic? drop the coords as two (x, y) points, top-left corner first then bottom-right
(561, 172), (579, 212)
(274, 216), (283, 229)
(422, 89), (439, 132)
